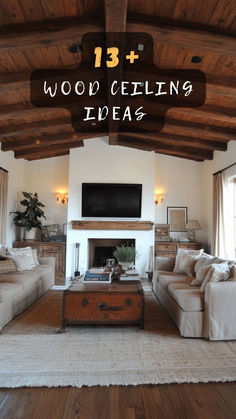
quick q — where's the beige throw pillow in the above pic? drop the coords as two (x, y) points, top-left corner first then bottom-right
(0, 259), (17, 274)
(191, 265), (212, 286)
(13, 254), (35, 272)
(7, 247), (35, 268)
(155, 256), (175, 271)
(173, 248), (204, 276)
(200, 262), (231, 293)
(32, 249), (39, 266)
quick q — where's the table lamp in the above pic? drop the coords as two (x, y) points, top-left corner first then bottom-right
(185, 220), (201, 242)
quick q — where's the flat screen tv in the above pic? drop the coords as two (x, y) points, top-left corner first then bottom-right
(82, 183), (142, 218)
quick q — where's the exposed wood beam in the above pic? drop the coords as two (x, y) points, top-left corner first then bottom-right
(0, 18), (103, 54)
(14, 141), (84, 160)
(127, 17), (236, 56)
(27, 150), (70, 161)
(105, 0), (128, 145)
(118, 136), (213, 161)
(1, 132), (104, 152)
(124, 132), (227, 152)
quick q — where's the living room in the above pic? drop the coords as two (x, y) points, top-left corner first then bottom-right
(0, 0), (236, 417)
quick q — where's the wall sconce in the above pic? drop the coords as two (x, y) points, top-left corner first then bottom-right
(155, 193), (165, 206)
(56, 192), (68, 204)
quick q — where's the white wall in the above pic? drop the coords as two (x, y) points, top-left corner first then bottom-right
(66, 137), (155, 278)
(154, 153), (205, 245)
(25, 156), (69, 232)
(201, 141), (236, 252)
(0, 149), (25, 246)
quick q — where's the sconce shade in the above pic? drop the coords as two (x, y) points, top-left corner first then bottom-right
(155, 193), (165, 205)
(56, 192), (68, 204)
(185, 220), (201, 230)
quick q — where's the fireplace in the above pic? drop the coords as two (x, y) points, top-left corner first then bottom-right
(88, 238), (135, 268)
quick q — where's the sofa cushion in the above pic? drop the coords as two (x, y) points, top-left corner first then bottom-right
(0, 269), (40, 288)
(6, 247), (35, 268)
(173, 248), (204, 276)
(0, 247), (7, 260)
(0, 259), (16, 274)
(12, 254), (35, 272)
(168, 283), (204, 312)
(194, 256), (221, 276)
(159, 273), (191, 291)
(0, 283), (23, 302)
(32, 249), (39, 266)
(155, 256), (175, 271)
(200, 262), (231, 292)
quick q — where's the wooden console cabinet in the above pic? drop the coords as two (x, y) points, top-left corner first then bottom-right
(13, 241), (66, 285)
(155, 241), (203, 258)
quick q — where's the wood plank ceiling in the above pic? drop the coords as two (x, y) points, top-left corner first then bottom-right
(0, 0), (235, 161)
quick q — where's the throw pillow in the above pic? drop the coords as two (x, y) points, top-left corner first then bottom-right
(0, 259), (17, 274)
(32, 249), (39, 266)
(200, 262), (231, 293)
(194, 255), (216, 275)
(0, 247), (7, 260)
(173, 248), (204, 276)
(6, 247), (35, 268)
(231, 265), (236, 281)
(13, 254), (35, 272)
(191, 264), (212, 286)
(155, 256), (175, 271)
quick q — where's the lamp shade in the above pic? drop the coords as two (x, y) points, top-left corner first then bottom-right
(185, 220), (201, 230)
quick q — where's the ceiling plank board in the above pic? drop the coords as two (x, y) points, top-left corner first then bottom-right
(127, 16), (236, 56)
(0, 18), (103, 54)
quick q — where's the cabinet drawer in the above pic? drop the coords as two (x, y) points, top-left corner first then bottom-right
(156, 252), (176, 258)
(155, 243), (177, 252)
(41, 243), (63, 251)
(178, 243), (202, 250)
(64, 293), (142, 323)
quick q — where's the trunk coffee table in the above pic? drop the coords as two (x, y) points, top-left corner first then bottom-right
(61, 280), (144, 329)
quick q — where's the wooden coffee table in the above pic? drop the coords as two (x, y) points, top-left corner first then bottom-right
(61, 280), (144, 329)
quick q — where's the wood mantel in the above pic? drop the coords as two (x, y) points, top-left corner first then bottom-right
(71, 221), (153, 230)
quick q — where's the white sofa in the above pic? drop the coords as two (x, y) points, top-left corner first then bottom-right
(0, 256), (55, 331)
(152, 255), (236, 340)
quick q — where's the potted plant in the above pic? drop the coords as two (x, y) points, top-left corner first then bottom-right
(11, 192), (46, 241)
(113, 245), (136, 271)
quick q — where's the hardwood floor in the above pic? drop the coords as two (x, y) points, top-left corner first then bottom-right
(1, 382), (236, 418)
(1, 288), (236, 418)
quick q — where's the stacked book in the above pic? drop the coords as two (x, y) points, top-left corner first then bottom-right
(83, 269), (112, 283)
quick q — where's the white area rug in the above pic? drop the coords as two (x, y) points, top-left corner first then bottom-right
(0, 288), (236, 388)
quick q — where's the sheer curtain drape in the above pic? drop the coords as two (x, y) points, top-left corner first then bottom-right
(0, 169), (8, 246)
(212, 166), (236, 259)
(212, 173), (226, 257)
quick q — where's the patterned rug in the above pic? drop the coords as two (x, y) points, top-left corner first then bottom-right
(0, 285), (236, 388)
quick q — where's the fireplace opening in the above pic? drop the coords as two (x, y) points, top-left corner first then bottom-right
(88, 239), (135, 268)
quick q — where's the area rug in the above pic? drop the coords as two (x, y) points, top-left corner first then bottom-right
(0, 285), (236, 388)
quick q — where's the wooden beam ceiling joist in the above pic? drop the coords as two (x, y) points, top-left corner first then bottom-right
(1, 132), (95, 152)
(14, 141), (84, 160)
(118, 137), (208, 162)
(105, 0), (128, 145)
(124, 132), (227, 152)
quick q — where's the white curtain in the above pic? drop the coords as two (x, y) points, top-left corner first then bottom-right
(212, 173), (226, 257)
(212, 167), (236, 259)
(0, 169), (8, 247)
